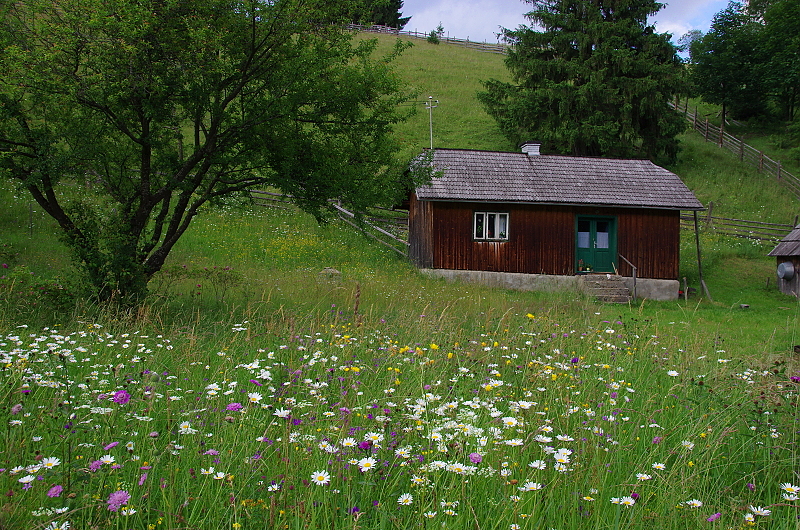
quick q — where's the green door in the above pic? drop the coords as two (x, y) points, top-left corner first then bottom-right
(576, 217), (616, 273)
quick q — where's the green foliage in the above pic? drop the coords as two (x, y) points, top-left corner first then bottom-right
(690, 2), (768, 122)
(759, 0), (800, 121)
(690, 0), (799, 123)
(478, 0), (687, 162)
(427, 23), (445, 44)
(0, 0), (415, 303)
(357, 0), (411, 29)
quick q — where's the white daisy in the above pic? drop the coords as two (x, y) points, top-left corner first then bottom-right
(397, 493), (413, 505)
(311, 470), (330, 486)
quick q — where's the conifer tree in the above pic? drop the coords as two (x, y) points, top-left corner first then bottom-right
(478, 0), (686, 162)
(360, 0), (411, 29)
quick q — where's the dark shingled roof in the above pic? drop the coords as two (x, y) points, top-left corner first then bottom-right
(415, 149), (704, 210)
(768, 225), (800, 256)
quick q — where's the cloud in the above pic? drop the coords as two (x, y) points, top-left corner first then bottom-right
(402, 0), (529, 43)
(400, 0), (729, 43)
(653, 0), (729, 37)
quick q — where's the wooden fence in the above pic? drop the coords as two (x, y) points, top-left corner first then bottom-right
(680, 202), (796, 242)
(670, 100), (800, 199)
(250, 190), (410, 255)
(347, 24), (509, 55)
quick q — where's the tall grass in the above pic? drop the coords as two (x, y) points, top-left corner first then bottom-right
(1, 286), (798, 530)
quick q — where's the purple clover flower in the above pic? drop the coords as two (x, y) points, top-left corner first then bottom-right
(106, 490), (131, 512)
(47, 485), (63, 497)
(112, 390), (131, 405)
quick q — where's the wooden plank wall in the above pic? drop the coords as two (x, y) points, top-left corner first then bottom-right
(416, 201), (680, 279)
(408, 194), (434, 268)
(616, 209), (680, 279)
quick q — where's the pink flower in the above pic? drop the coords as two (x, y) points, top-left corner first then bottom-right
(104, 442), (119, 450)
(226, 403), (243, 411)
(107, 490), (131, 512)
(468, 453), (482, 464)
(47, 485), (63, 497)
(112, 390), (131, 404)
(707, 513), (721, 522)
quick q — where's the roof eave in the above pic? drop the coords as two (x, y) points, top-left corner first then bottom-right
(413, 197), (704, 211)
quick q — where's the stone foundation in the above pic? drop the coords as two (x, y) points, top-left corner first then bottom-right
(420, 269), (679, 301)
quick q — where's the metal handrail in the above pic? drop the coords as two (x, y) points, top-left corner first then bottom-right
(617, 254), (637, 300)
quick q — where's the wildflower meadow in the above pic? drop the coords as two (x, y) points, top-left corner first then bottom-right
(1, 308), (798, 530)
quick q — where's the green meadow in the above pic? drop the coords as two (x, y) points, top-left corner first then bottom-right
(1, 31), (799, 530)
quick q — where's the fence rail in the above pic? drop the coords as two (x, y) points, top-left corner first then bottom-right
(250, 189), (410, 255)
(680, 204), (796, 242)
(347, 24), (510, 55)
(670, 100), (800, 199)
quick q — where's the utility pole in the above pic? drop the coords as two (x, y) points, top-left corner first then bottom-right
(425, 96), (438, 150)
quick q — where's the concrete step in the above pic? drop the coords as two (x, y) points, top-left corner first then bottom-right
(581, 274), (632, 303)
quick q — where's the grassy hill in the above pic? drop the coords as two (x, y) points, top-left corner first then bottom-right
(357, 32), (513, 157)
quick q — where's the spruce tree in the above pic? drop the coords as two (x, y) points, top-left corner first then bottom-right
(361, 0), (411, 29)
(478, 0), (686, 162)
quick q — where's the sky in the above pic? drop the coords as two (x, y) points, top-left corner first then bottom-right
(399, 0), (730, 44)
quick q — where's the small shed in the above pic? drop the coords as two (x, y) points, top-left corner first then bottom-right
(408, 145), (704, 300)
(768, 225), (800, 297)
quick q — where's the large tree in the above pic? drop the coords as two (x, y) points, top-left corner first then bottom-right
(758, 0), (799, 121)
(690, 2), (768, 122)
(478, 0), (686, 161)
(0, 0), (416, 302)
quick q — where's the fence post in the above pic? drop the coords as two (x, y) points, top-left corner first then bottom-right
(704, 118), (709, 141)
(693, 107), (698, 131)
(719, 119), (724, 147)
(705, 201), (714, 226)
(759, 151), (764, 172)
(777, 161), (782, 181)
(739, 137), (744, 161)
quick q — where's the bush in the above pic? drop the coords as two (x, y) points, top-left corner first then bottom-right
(427, 23), (444, 44)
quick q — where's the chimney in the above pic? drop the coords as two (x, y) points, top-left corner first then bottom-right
(521, 142), (541, 156)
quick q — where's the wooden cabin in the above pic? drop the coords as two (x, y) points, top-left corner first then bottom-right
(768, 225), (800, 297)
(408, 145), (704, 298)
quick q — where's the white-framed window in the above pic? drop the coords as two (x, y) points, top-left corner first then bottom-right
(473, 211), (509, 240)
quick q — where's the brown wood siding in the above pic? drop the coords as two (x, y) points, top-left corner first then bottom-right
(408, 194), (434, 268)
(615, 209), (680, 279)
(422, 202), (681, 279)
